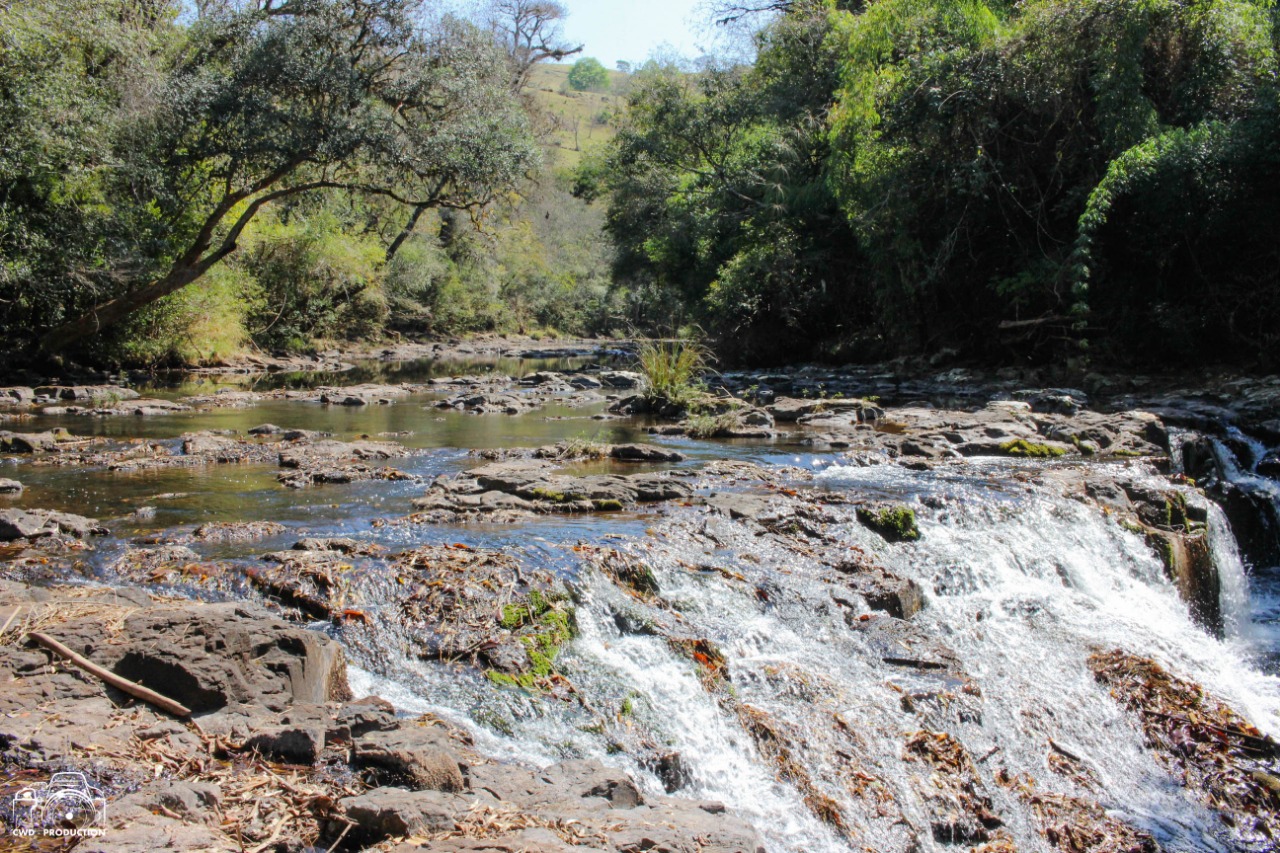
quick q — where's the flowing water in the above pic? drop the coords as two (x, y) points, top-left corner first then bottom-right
(5, 357), (1280, 852)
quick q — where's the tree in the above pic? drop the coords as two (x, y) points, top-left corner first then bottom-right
(29, 0), (537, 354)
(616, 60), (632, 74)
(568, 57), (609, 91)
(487, 0), (582, 92)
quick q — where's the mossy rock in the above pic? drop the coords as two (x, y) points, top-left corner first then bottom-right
(856, 505), (921, 543)
(999, 439), (1068, 458)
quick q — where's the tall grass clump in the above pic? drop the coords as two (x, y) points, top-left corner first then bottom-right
(637, 338), (711, 409)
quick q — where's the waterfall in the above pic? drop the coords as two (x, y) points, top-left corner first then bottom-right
(344, 458), (1280, 852)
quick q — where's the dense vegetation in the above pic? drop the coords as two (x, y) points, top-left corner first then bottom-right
(0, 0), (620, 366)
(590, 0), (1280, 367)
(5, 0), (1280, 369)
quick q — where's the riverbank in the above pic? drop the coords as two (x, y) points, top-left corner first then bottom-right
(1, 354), (1279, 851)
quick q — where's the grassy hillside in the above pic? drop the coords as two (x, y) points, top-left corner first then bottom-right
(526, 64), (629, 169)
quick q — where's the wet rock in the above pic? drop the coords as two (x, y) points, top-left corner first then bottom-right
(608, 443), (686, 462)
(278, 464), (415, 489)
(436, 391), (539, 415)
(598, 370), (645, 389)
(248, 423), (284, 435)
(834, 562), (924, 619)
(319, 383), (411, 405)
(0, 478), (22, 496)
(278, 438), (408, 469)
(768, 396), (882, 423)
(0, 387), (34, 403)
(193, 520), (286, 543)
(904, 731), (1004, 844)
(108, 545), (208, 583)
(105, 398), (191, 416)
(0, 428), (89, 453)
(181, 431), (244, 458)
(412, 459), (692, 521)
(0, 508), (108, 541)
(855, 503), (921, 543)
(33, 384), (140, 402)
(394, 544), (574, 684)
(293, 536), (385, 556)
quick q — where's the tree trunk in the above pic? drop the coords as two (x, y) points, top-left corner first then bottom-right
(37, 264), (206, 355)
(386, 203), (431, 262)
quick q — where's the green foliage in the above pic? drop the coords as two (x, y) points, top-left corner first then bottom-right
(637, 338), (711, 408)
(999, 439), (1068, 458)
(593, 0), (1280, 367)
(856, 505), (921, 542)
(1, 0), (540, 357)
(568, 57), (610, 91)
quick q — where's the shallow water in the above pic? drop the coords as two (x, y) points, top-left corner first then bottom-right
(5, 357), (1280, 852)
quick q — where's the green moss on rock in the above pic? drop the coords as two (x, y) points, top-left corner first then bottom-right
(1000, 439), (1067, 458)
(856, 505), (921, 542)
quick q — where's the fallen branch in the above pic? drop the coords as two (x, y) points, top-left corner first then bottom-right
(27, 630), (192, 718)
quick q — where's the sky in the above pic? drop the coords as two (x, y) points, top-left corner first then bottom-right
(556, 0), (710, 68)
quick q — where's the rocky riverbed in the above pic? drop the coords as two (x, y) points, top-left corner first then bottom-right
(1, 351), (1279, 852)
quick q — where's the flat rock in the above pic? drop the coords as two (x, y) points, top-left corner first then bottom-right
(352, 725), (466, 791)
(43, 601), (350, 713)
(609, 443), (686, 462)
(0, 478), (22, 496)
(33, 384), (139, 402)
(340, 788), (470, 839)
(0, 508), (107, 541)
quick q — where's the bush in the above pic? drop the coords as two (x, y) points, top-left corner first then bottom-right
(637, 338), (710, 408)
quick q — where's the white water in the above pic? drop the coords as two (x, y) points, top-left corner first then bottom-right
(346, 458), (1280, 852)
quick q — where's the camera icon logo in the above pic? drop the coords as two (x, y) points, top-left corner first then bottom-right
(9, 772), (107, 837)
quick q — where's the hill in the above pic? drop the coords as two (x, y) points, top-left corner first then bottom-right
(526, 64), (629, 169)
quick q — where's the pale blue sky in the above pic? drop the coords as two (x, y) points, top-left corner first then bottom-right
(557, 0), (707, 68)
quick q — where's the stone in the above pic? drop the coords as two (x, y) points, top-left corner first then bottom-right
(340, 788), (470, 839)
(278, 439), (407, 468)
(608, 443), (686, 462)
(45, 602), (350, 714)
(598, 370), (645, 389)
(540, 759), (644, 809)
(835, 563), (925, 619)
(243, 721), (326, 763)
(33, 385), (140, 402)
(0, 387), (34, 403)
(114, 781), (222, 823)
(0, 479), (22, 496)
(0, 508), (107, 541)
(353, 725), (466, 791)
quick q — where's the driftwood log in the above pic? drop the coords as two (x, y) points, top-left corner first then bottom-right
(27, 630), (192, 717)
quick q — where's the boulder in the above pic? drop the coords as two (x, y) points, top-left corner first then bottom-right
(352, 725), (465, 791)
(0, 508), (107, 541)
(0, 479), (22, 496)
(33, 385), (139, 402)
(0, 387), (33, 404)
(340, 788), (470, 839)
(835, 563), (924, 619)
(45, 602), (351, 714)
(598, 370), (645, 389)
(608, 443), (686, 463)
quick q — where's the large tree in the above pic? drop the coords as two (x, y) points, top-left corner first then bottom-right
(7, 0), (536, 355)
(487, 0), (582, 92)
